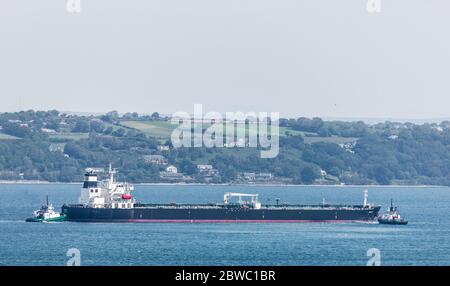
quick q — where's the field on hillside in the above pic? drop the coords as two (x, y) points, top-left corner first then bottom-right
(0, 132), (20, 140)
(121, 120), (314, 138)
(119, 120), (358, 145)
(0, 121), (359, 146)
(120, 120), (176, 138)
(49, 133), (90, 141)
(303, 136), (358, 145)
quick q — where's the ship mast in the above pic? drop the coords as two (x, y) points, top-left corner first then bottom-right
(363, 190), (369, 207)
(109, 163), (116, 185)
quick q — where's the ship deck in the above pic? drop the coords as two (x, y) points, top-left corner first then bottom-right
(132, 203), (374, 211)
(65, 203), (378, 211)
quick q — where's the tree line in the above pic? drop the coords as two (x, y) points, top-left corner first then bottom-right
(1, 110), (450, 185)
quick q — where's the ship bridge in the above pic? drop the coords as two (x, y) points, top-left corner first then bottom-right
(79, 165), (134, 209)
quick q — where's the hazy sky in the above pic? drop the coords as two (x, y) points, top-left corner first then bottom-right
(1, 0), (449, 119)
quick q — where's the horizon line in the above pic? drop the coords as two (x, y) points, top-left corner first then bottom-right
(1, 109), (450, 124)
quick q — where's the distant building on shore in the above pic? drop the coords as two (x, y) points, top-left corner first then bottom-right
(41, 128), (57, 134)
(157, 145), (170, 151)
(159, 165), (194, 182)
(196, 165), (220, 182)
(142, 155), (167, 165)
(49, 143), (65, 153)
(165, 165), (178, 173)
(241, 172), (274, 183)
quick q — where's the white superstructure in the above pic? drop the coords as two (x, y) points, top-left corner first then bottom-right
(32, 203), (61, 220)
(79, 164), (135, 209)
(223, 193), (261, 209)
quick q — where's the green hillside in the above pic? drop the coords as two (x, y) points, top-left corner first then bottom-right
(119, 119), (352, 145)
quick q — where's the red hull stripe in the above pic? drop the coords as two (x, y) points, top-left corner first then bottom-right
(126, 219), (372, 223)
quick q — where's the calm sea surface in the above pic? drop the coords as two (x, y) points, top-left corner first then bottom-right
(0, 184), (449, 266)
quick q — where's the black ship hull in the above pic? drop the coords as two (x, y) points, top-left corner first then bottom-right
(62, 204), (381, 223)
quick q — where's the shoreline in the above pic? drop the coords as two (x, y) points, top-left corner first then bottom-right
(0, 180), (446, 188)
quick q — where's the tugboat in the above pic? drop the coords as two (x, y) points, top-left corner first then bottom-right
(377, 199), (408, 225)
(25, 196), (66, 222)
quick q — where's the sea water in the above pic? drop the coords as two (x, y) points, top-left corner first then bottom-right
(0, 184), (449, 266)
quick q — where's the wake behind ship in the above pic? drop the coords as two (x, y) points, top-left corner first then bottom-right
(61, 167), (381, 223)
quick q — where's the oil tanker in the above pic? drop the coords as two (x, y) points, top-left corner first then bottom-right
(61, 166), (381, 223)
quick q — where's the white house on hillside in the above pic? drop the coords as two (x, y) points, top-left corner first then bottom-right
(166, 165), (178, 174)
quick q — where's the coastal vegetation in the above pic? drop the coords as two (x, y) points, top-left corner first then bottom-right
(1, 110), (450, 186)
